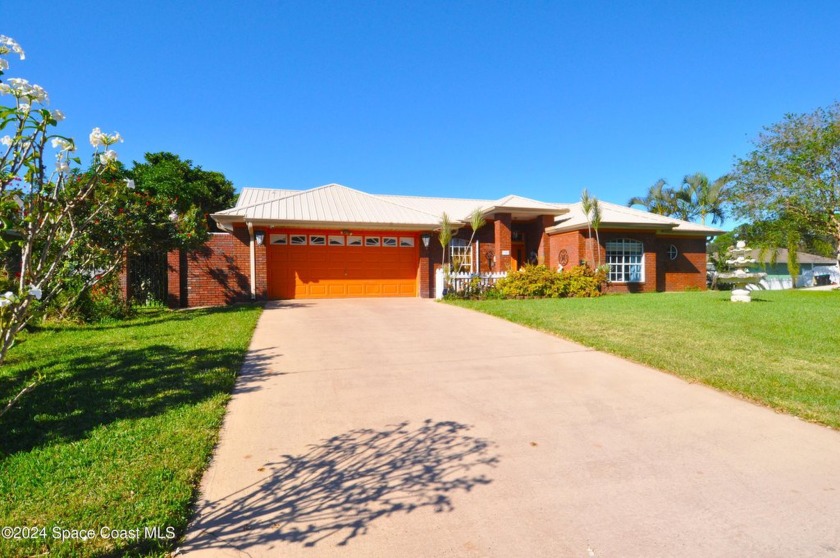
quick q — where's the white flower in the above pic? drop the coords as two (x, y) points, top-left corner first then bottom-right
(3, 291), (15, 301)
(0, 83), (10, 94)
(0, 298), (10, 308)
(169, 211), (179, 222)
(27, 286), (42, 300)
(51, 137), (75, 151)
(99, 149), (118, 165)
(0, 59), (7, 71)
(0, 35), (25, 60)
(125, 179), (135, 189)
(0, 135), (11, 147)
(89, 127), (105, 148)
(18, 102), (30, 113)
(56, 161), (69, 173)
(52, 109), (65, 122)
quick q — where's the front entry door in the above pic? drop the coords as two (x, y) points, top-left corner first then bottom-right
(511, 242), (525, 271)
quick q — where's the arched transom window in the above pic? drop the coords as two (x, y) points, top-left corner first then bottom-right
(606, 239), (644, 283)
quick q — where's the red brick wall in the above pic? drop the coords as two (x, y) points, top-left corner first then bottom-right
(167, 250), (182, 307)
(658, 236), (708, 291)
(549, 228), (708, 293)
(168, 227), (262, 307)
(548, 230), (582, 271)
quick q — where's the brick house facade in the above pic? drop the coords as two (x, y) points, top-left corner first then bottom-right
(153, 185), (718, 307)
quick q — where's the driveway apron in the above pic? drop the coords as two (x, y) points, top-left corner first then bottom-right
(180, 299), (840, 557)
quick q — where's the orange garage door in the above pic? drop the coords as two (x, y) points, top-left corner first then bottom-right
(267, 232), (419, 299)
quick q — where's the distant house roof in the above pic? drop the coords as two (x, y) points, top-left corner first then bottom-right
(748, 248), (837, 266)
(214, 184), (568, 231)
(547, 200), (724, 235)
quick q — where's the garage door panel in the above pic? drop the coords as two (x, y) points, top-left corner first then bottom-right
(268, 233), (418, 299)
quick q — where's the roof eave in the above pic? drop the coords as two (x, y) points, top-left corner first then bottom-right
(242, 218), (442, 231)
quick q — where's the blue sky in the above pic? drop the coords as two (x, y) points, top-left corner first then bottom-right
(5, 1), (840, 226)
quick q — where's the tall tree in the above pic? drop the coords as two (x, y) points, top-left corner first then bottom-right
(681, 172), (728, 225)
(129, 152), (235, 234)
(729, 102), (840, 265)
(627, 179), (688, 217)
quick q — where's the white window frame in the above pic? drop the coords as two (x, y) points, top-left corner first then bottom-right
(606, 238), (644, 283)
(449, 238), (472, 272)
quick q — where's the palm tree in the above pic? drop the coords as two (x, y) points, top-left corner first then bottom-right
(465, 207), (486, 272)
(590, 197), (602, 267)
(627, 179), (682, 216)
(438, 212), (454, 267)
(681, 172), (728, 225)
(580, 189), (595, 265)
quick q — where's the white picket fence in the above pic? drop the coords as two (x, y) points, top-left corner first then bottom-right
(434, 269), (507, 299)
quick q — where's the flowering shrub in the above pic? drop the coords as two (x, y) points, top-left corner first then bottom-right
(491, 264), (608, 299)
(0, 34), (131, 363)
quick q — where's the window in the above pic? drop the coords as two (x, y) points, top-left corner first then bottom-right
(290, 234), (306, 245)
(347, 235), (363, 246)
(382, 237), (397, 247)
(329, 235), (345, 246)
(399, 237), (415, 247)
(365, 236), (381, 247)
(606, 239), (644, 282)
(668, 244), (679, 261)
(309, 235), (326, 246)
(270, 234), (287, 245)
(449, 238), (472, 272)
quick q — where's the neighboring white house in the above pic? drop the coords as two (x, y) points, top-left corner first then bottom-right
(746, 249), (840, 290)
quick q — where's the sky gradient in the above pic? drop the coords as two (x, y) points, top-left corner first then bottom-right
(5, 1), (840, 226)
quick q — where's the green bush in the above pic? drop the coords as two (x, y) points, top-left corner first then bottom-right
(492, 264), (607, 299)
(44, 274), (134, 323)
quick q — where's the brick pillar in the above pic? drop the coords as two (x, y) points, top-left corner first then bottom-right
(119, 251), (131, 302)
(540, 215), (555, 267)
(494, 213), (512, 272)
(419, 235), (431, 298)
(254, 228), (268, 300)
(166, 249), (181, 308)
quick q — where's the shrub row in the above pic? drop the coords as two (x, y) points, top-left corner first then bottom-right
(444, 264), (608, 300)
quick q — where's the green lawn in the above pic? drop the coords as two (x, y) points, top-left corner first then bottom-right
(0, 305), (262, 557)
(447, 290), (840, 429)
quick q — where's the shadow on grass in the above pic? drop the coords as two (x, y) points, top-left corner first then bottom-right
(177, 420), (498, 552)
(0, 342), (274, 457)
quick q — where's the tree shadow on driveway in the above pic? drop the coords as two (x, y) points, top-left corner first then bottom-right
(182, 419), (499, 551)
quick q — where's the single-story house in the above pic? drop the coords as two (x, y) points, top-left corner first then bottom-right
(745, 248), (840, 290)
(164, 183), (721, 307)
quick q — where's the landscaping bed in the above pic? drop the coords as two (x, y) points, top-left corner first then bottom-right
(0, 305), (262, 557)
(447, 290), (840, 429)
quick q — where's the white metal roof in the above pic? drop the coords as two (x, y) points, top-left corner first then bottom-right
(215, 184), (443, 228)
(548, 201), (724, 235)
(215, 185), (721, 235)
(217, 185), (568, 229)
(234, 187), (300, 207)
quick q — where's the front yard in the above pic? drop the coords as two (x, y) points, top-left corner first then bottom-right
(448, 290), (840, 429)
(0, 305), (262, 557)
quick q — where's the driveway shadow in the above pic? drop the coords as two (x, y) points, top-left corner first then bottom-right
(181, 419), (499, 551)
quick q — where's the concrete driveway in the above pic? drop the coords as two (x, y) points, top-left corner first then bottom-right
(180, 299), (840, 557)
